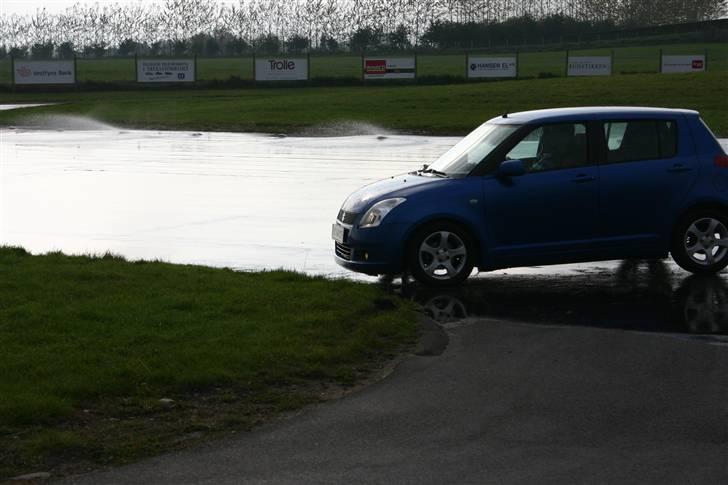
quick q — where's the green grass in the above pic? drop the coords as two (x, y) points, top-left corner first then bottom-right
(0, 247), (416, 479)
(310, 55), (361, 78)
(77, 58), (135, 82)
(0, 42), (725, 85)
(418, 54), (466, 77)
(1, 71), (726, 135)
(0, 58), (9, 84)
(198, 56), (254, 80)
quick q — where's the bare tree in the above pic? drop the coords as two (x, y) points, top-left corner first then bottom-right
(0, 0), (726, 54)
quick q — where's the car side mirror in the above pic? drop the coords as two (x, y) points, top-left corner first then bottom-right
(497, 159), (526, 177)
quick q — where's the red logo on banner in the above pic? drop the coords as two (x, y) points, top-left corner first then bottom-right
(17, 66), (32, 77)
(365, 60), (386, 74)
(692, 59), (704, 69)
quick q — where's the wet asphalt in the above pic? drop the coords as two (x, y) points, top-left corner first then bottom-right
(64, 261), (728, 485)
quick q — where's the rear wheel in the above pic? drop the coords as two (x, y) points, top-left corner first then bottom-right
(408, 223), (475, 287)
(671, 211), (728, 275)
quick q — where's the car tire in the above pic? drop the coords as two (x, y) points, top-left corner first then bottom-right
(408, 222), (475, 287)
(671, 210), (728, 275)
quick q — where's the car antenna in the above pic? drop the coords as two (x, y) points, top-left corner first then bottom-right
(502, 111), (509, 118)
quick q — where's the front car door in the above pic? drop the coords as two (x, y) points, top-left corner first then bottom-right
(597, 116), (698, 252)
(481, 121), (601, 268)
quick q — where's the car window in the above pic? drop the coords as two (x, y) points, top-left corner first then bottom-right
(603, 120), (677, 164)
(506, 122), (589, 173)
(507, 128), (541, 160)
(657, 121), (678, 158)
(429, 123), (520, 177)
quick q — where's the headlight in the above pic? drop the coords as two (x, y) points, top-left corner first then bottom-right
(359, 198), (406, 228)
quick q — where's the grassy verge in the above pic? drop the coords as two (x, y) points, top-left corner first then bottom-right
(0, 247), (416, 480)
(0, 71), (726, 136)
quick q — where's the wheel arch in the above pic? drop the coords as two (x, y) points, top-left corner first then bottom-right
(672, 200), (728, 240)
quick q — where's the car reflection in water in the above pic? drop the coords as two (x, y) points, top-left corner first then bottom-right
(392, 260), (728, 336)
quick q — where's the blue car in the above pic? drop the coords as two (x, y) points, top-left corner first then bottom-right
(333, 107), (728, 286)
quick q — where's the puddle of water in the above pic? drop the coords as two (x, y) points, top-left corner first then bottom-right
(296, 121), (394, 137)
(1, 127), (726, 281)
(0, 128), (457, 277)
(0, 103), (55, 111)
(395, 260), (728, 337)
(12, 114), (115, 130)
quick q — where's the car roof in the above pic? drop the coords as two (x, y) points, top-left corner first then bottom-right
(488, 107), (699, 124)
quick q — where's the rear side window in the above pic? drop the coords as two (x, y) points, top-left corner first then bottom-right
(603, 120), (677, 164)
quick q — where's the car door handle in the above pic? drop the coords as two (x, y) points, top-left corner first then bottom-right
(667, 164), (693, 173)
(572, 175), (596, 183)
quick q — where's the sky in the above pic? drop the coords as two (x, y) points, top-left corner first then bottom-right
(3, 1), (141, 15)
(2, 0), (185, 16)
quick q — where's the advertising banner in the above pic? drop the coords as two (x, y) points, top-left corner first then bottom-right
(567, 56), (612, 76)
(364, 58), (416, 79)
(14, 61), (75, 85)
(467, 57), (517, 78)
(137, 59), (195, 82)
(661, 55), (706, 73)
(255, 58), (308, 81)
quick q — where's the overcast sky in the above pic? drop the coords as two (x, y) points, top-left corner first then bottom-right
(2, 0), (207, 15)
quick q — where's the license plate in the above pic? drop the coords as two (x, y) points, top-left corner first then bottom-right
(331, 223), (345, 243)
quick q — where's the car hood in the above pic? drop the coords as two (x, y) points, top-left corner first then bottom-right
(341, 173), (444, 213)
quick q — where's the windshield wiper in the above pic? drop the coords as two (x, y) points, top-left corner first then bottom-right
(418, 167), (449, 178)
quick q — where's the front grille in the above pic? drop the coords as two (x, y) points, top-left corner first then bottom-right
(337, 209), (358, 225)
(335, 242), (352, 261)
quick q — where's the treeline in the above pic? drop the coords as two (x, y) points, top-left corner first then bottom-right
(1, 0), (726, 58)
(422, 15), (618, 49)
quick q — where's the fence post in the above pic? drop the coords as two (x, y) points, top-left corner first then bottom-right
(73, 54), (78, 88)
(307, 52), (311, 81)
(194, 54), (198, 83)
(611, 49), (615, 75)
(565, 49), (569, 77)
(705, 47), (709, 72)
(133, 53), (138, 82)
(414, 51), (418, 80)
(659, 48), (663, 73)
(361, 53), (364, 82)
(465, 51), (469, 80)
(10, 54), (14, 90)
(252, 52), (256, 82)
(516, 50), (520, 79)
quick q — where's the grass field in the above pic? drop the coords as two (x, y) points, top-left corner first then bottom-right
(0, 43), (726, 85)
(1, 70), (726, 136)
(0, 247), (415, 479)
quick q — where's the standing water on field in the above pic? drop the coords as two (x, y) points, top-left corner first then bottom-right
(2, 123), (727, 278)
(0, 124), (457, 277)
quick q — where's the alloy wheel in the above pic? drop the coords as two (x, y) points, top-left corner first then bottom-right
(418, 231), (468, 280)
(684, 217), (728, 266)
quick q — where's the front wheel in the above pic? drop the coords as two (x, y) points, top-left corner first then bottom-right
(671, 211), (728, 275)
(408, 223), (475, 287)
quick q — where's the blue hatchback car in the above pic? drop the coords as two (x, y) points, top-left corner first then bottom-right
(333, 107), (728, 286)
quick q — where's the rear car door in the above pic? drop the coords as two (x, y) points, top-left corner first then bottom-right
(597, 117), (698, 248)
(481, 121), (600, 264)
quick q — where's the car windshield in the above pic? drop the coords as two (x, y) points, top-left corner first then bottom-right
(428, 123), (520, 176)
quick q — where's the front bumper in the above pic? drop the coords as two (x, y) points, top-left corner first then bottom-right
(332, 221), (408, 276)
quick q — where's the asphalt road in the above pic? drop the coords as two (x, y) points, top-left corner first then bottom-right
(65, 292), (728, 484)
